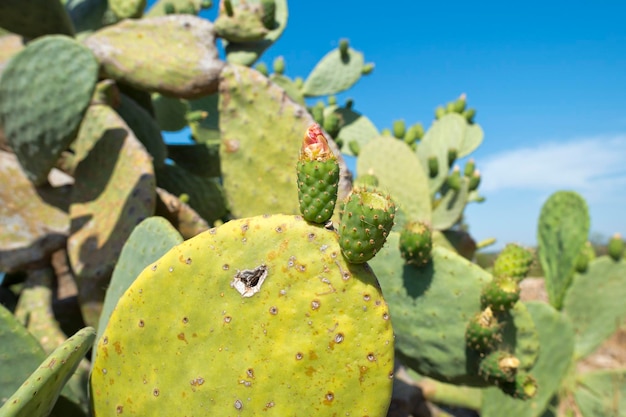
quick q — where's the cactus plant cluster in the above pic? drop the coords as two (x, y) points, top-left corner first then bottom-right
(1, 1), (625, 416)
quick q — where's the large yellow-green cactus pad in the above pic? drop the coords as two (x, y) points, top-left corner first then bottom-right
(91, 214), (394, 416)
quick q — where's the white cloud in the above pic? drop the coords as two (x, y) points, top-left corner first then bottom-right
(480, 135), (626, 201)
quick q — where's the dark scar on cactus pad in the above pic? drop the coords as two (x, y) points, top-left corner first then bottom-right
(231, 264), (268, 297)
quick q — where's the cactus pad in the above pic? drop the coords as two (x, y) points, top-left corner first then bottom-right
(0, 327), (95, 417)
(0, 152), (70, 273)
(0, 35), (98, 185)
(85, 15), (224, 99)
(68, 104), (156, 327)
(302, 43), (365, 97)
(0, 0), (74, 39)
(219, 65), (351, 218)
(333, 106), (379, 156)
(110, 0), (146, 18)
(90, 214), (394, 416)
(537, 191), (589, 310)
(152, 94), (189, 132)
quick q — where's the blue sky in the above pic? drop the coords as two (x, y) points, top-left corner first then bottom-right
(166, 0), (626, 249)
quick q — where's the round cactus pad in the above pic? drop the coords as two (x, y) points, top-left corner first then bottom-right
(91, 214), (394, 416)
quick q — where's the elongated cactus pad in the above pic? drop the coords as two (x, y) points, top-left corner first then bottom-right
(85, 15), (224, 99)
(537, 191), (589, 310)
(90, 214), (394, 416)
(0, 35), (98, 185)
(0, 327), (95, 417)
(0, 152), (70, 273)
(219, 65), (351, 218)
(68, 105), (156, 327)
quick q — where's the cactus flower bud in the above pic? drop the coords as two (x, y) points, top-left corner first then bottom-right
(300, 124), (334, 162)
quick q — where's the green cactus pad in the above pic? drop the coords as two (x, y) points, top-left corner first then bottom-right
(146, 0), (201, 16)
(480, 276), (520, 312)
(572, 370), (626, 416)
(297, 159), (340, 224)
(0, 152), (70, 273)
(214, 4), (269, 42)
(302, 44), (365, 97)
(65, 0), (109, 34)
(85, 15), (223, 99)
(478, 351), (520, 383)
(369, 237), (538, 386)
(333, 107), (379, 156)
(166, 143), (221, 178)
(0, 0), (74, 39)
(110, 0), (146, 18)
(537, 191), (590, 310)
(223, 0), (288, 66)
(399, 221), (433, 266)
(219, 65), (351, 218)
(0, 304), (46, 406)
(431, 177), (470, 230)
(417, 114), (484, 195)
(151, 94), (189, 132)
(481, 302), (575, 417)
(338, 189), (396, 263)
(492, 243), (534, 281)
(269, 73), (305, 105)
(357, 135), (431, 227)
(155, 163), (227, 225)
(90, 214), (394, 416)
(68, 104), (156, 327)
(115, 94), (168, 169)
(563, 256), (626, 359)
(0, 327), (95, 417)
(0, 35), (98, 185)
(95, 217), (183, 360)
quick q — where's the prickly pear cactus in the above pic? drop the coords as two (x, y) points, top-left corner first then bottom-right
(0, 0), (74, 39)
(90, 214), (394, 416)
(0, 35), (98, 185)
(492, 243), (534, 280)
(0, 327), (96, 417)
(537, 191), (590, 310)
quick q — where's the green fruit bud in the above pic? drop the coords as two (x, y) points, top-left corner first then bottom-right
(260, 0), (276, 29)
(328, 95), (337, 105)
(339, 38), (349, 56)
(435, 106), (446, 120)
(200, 0), (213, 9)
(447, 148), (458, 168)
(311, 105), (324, 125)
(223, 0), (234, 16)
(403, 126), (417, 145)
(412, 122), (424, 139)
(381, 128), (391, 137)
(323, 112), (342, 138)
(428, 156), (439, 178)
(469, 170), (481, 191)
(185, 110), (208, 124)
(272, 56), (285, 75)
(574, 241), (596, 272)
(501, 372), (538, 400)
(392, 119), (406, 139)
(464, 158), (475, 177)
(447, 167), (461, 190)
(399, 221), (433, 267)
(492, 244), (534, 281)
(463, 108), (476, 123)
(179, 193), (190, 204)
(345, 98), (354, 109)
(255, 62), (269, 76)
(294, 77), (304, 88)
(446, 101), (456, 113)
(453, 93), (467, 113)
(348, 140), (360, 156)
(480, 276), (520, 312)
(479, 351), (520, 383)
(362, 63), (375, 75)
(465, 307), (501, 353)
(608, 233), (624, 261)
